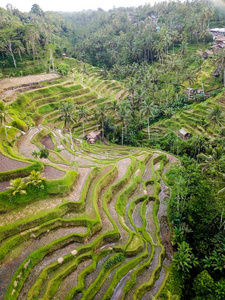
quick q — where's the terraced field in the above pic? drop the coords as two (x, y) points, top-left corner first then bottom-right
(148, 93), (225, 141)
(0, 65), (176, 299)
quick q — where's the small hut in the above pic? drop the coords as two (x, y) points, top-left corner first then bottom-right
(213, 68), (221, 77)
(215, 36), (225, 43)
(179, 128), (191, 140)
(202, 50), (214, 59)
(87, 131), (101, 144)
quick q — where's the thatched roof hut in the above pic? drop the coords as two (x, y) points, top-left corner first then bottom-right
(87, 131), (101, 144)
(202, 50), (214, 59)
(179, 128), (191, 140)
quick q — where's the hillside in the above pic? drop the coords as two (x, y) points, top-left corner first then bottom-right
(0, 0), (225, 299)
(0, 72), (179, 299)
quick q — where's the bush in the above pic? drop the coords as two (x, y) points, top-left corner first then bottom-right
(193, 270), (214, 297)
(39, 148), (49, 158)
(57, 63), (70, 75)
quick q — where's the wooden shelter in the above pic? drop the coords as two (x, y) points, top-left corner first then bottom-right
(215, 36), (225, 43)
(87, 131), (101, 144)
(202, 50), (214, 59)
(179, 128), (191, 140)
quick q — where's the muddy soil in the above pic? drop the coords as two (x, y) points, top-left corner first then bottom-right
(43, 165), (65, 179)
(0, 180), (10, 192)
(40, 135), (55, 150)
(0, 73), (59, 91)
(0, 153), (28, 172)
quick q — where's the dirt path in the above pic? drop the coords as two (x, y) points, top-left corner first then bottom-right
(65, 167), (91, 202)
(17, 126), (51, 164)
(0, 73), (59, 92)
(17, 127), (41, 159)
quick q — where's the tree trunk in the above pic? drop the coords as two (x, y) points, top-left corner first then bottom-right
(150, 49), (153, 63)
(147, 116), (150, 140)
(69, 127), (74, 151)
(8, 41), (17, 68)
(122, 126), (124, 146)
(82, 120), (85, 138)
(102, 120), (104, 139)
(4, 125), (8, 140)
(224, 67), (225, 88)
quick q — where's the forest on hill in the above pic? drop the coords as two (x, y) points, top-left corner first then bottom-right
(0, 0), (225, 299)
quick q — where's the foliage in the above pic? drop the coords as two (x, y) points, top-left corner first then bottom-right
(39, 148), (49, 159)
(32, 149), (49, 159)
(193, 270), (214, 296)
(173, 242), (198, 275)
(57, 63), (70, 75)
(104, 254), (125, 270)
(8, 177), (27, 196)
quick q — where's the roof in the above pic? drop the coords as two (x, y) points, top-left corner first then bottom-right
(210, 28), (225, 33)
(179, 128), (190, 136)
(215, 36), (225, 42)
(87, 131), (101, 139)
(204, 50), (213, 55)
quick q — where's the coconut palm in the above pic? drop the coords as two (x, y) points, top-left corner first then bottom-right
(26, 170), (45, 186)
(118, 106), (131, 145)
(96, 104), (108, 139)
(215, 49), (225, 87)
(14, 40), (25, 61)
(8, 178), (27, 196)
(78, 106), (88, 138)
(59, 102), (74, 129)
(133, 87), (146, 109)
(197, 145), (225, 174)
(206, 105), (224, 133)
(140, 98), (156, 140)
(110, 100), (119, 113)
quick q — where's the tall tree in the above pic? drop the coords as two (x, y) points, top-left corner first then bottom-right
(59, 102), (74, 129)
(140, 98), (156, 140)
(215, 49), (225, 87)
(78, 106), (88, 138)
(118, 106), (130, 145)
(207, 105), (224, 133)
(0, 29), (18, 68)
(96, 104), (108, 139)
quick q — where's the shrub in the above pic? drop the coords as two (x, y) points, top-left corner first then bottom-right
(40, 148), (49, 158)
(193, 270), (214, 297)
(57, 63), (70, 75)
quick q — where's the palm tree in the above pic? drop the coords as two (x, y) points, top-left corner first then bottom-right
(8, 178), (27, 196)
(197, 145), (225, 174)
(59, 102), (74, 129)
(118, 106), (130, 145)
(127, 78), (136, 97)
(78, 106), (88, 138)
(14, 40), (25, 61)
(26, 170), (45, 186)
(133, 87), (146, 109)
(153, 41), (165, 64)
(25, 24), (40, 60)
(96, 104), (108, 139)
(215, 49), (225, 87)
(110, 100), (119, 113)
(206, 105), (224, 133)
(140, 98), (156, 140)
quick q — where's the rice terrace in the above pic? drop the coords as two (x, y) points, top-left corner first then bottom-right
(0, 63), (176, 300)
(0, 1), (225, 299)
